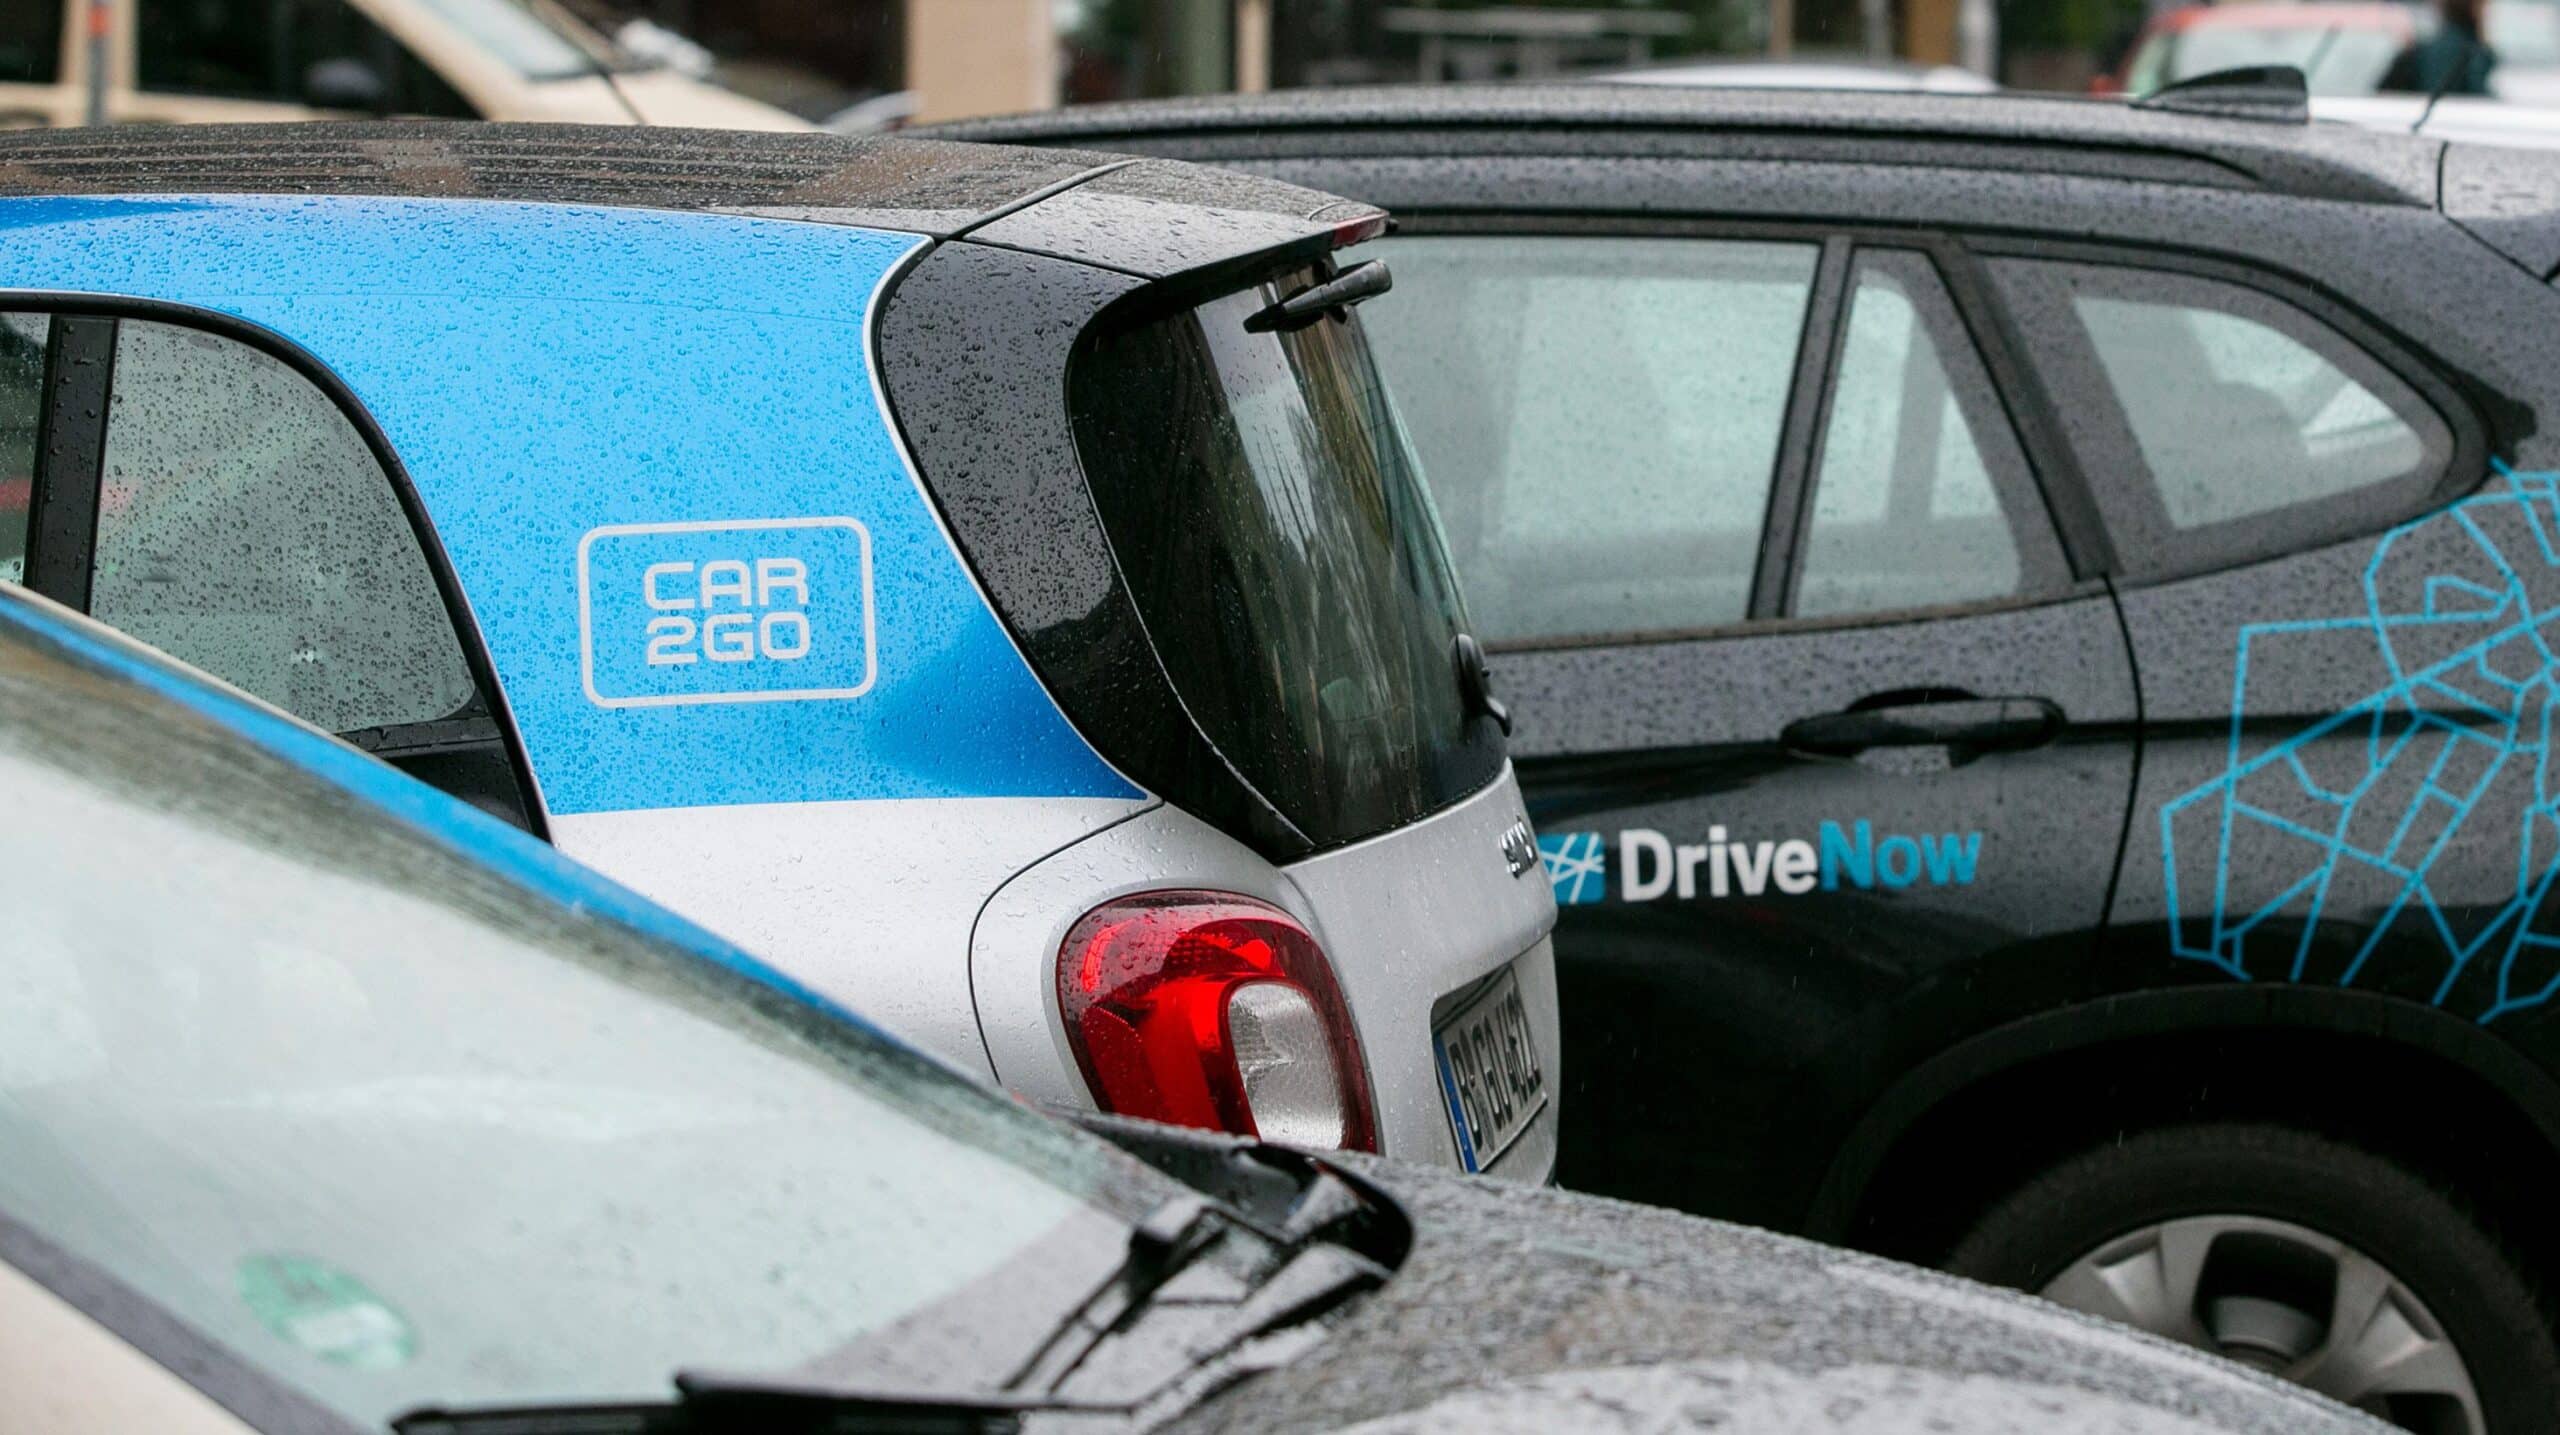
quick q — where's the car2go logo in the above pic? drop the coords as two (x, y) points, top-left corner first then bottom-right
(578, 518), (875, 708)
(1537, 824), (1984, 906)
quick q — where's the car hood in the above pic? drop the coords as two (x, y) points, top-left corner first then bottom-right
(1157, 1156), (2385, 1434)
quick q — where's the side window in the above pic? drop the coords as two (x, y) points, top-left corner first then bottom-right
(134, 0), (476, 116)
(0, 315), (40, 583)
(0, 0), (62, 84)
(1356, 235), (1820, 645)
(1989, 258), (2455, 576)
(91, 321), (476, 734)
(1794, 249), (2066, 620)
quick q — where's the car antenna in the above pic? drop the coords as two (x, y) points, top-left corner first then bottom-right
(2132, 65), (2310, 123)
(2412, 31), (2484, 132)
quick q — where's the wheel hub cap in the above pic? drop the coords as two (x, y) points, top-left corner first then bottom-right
(2041, 1214), (2483, 1434)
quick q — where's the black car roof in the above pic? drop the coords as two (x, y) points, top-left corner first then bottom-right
(0, 122), (1385, 279)
(922, 82), (2447, 209)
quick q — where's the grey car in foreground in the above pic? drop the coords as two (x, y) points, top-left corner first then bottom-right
(0, 588), (2380, 1433)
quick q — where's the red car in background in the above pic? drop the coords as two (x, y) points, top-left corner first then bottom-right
(2096, 3), (2417, 94)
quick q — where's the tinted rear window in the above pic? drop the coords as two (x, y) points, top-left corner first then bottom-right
(1067, 264), (1501, 848)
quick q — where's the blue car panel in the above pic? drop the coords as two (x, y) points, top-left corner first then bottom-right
(0, 193), (1140, 817)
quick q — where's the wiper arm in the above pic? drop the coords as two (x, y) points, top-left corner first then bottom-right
(395, 1196), (1384, 1435)
(399, 1179), (1380, 1435)
(1243, 261), (1392, 333)
(396, 1381), (1130, 1435)
(997, 1194), (1241, 1393)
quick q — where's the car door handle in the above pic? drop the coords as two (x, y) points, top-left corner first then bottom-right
(1782, 696), (2064, 757)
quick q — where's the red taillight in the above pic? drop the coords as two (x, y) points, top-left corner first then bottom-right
(1057, 891), (1377, 1152)
(1329, 212), (1390, 248)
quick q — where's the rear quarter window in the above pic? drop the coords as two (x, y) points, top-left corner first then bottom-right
(1989, 258), (2460, 580)
(91, 321), (477, 734)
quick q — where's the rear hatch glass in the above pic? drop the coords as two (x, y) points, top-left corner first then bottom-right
(1067, 264), (1503, 850)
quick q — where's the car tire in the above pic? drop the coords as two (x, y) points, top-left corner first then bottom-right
(1944, 1122), (2556, 1435)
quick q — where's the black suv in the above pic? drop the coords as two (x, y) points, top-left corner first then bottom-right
(940, 75), (2560, 1432)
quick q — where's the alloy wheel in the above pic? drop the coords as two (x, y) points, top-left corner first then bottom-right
(2042, 1213), (2482, 1435)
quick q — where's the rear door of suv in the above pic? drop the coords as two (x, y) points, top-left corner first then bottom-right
(1972, 246), (2497, 1012)
(1352, 221), (2141, 1221)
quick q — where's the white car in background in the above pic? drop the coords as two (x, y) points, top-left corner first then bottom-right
(0, 0), (804, 129)
(2314, 92), (2560, 146)
(1603, 57), (1999, 91)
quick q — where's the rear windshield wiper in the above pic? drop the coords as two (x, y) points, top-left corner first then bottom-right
(1244, 261), (1392, 333)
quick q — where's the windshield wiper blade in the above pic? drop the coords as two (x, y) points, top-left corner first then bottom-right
(397, 1381), (1132, 1435)
(995, 1194), (1243, 1393)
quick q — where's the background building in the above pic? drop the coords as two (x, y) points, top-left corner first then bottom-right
(584, 0), (2137, 127)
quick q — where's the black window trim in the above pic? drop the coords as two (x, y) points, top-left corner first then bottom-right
(2, 293), (545, 837)
(1374, 212), (2103, 649)
(1934, 239), (2118, 579)
(1773, 240), (2076, 621)
(25, 313), (111, 607)
(1954, 233), (2491, 588)
(1749, 233), (1851, 621)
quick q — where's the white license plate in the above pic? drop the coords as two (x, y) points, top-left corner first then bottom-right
(1431, 964), (1547, 1173)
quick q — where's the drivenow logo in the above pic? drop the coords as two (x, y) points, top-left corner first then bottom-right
(1539, 822), (1984, 905)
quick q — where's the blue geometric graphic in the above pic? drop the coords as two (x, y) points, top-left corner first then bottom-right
(2163, 466), (2560, 1022)
(1539, 831), (1610, 905)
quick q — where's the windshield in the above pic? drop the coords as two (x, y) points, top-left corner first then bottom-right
(411, 0), (624, 80)
(1067, 264), (1502, 850)
(2137, 24), (2406, 93)
(0, 614), (1186, 1426)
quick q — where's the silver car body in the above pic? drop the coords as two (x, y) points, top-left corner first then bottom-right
(0, 125), (1559, 1178)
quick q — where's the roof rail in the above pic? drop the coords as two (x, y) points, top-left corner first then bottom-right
(2133, 65), (2311, 123)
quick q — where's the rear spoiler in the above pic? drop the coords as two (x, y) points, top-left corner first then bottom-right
(950, 153), (1388, 281)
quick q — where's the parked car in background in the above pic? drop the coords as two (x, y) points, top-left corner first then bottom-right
(0, 583), (2391, 1435)
(2484, 0), (2560, 103)
(938, 78), (2560, 1431)
(0, 122), (1559, 1181)
(2317, 90), (2560, 144)
(2098, 4), (2416, 96)
(1604, 57), (1999, 91)
(0, 0), (804, 128)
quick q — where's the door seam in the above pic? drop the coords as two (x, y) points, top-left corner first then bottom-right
(2097, 573), (2145, 934)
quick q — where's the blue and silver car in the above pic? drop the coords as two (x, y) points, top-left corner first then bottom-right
(0, 123), (1559, 1178)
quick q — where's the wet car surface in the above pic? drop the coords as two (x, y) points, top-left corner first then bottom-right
(0, 582), (2383, 1434)
(1165, 1146), (2388, 1435)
